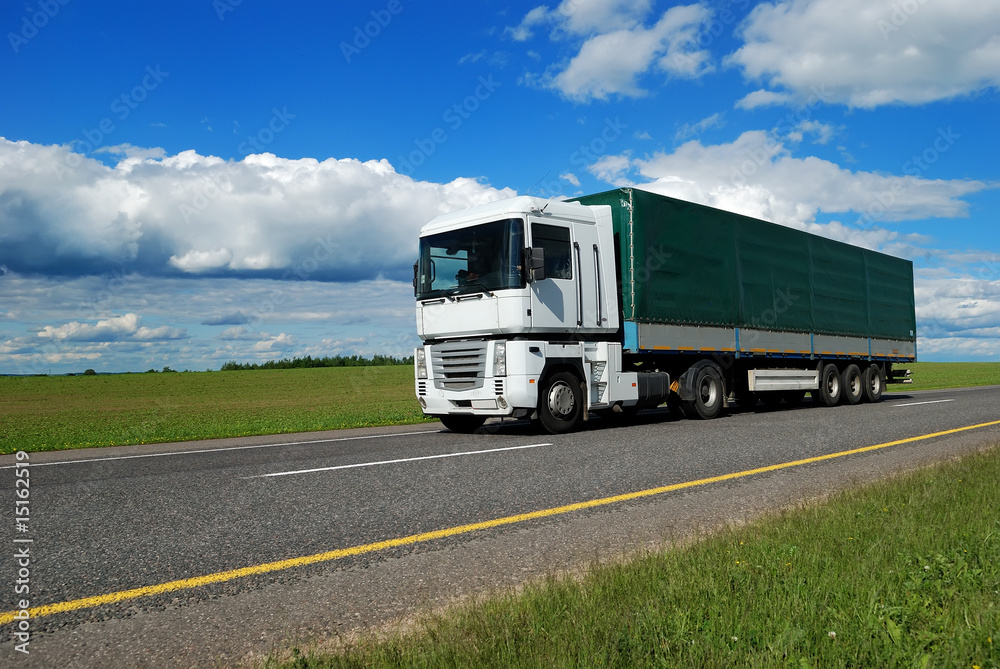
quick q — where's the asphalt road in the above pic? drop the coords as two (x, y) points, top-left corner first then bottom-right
(2, 386), (999, 667)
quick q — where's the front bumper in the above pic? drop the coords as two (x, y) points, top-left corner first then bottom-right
(416, 373), (539, 418)
(415, 340), (544, 418)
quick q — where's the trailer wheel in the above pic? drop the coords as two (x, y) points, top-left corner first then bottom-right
(438, 415), (486, 434)
(841, 364), (863, 405)
(815, 363), (842, 407)
(538, 371), (583, 434)
(862, 364), (884, 403)
(681, 363), (724, 420)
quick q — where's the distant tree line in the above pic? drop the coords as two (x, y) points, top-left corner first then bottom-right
(220, 354), (414, 371)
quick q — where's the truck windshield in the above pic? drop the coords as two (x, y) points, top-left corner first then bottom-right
(416, 218), (525, 299)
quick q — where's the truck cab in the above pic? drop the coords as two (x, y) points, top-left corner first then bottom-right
(414, 197), (651, 433)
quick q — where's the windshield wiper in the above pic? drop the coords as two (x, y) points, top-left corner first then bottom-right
(447, 282), (494, 298)
(466, 282), (493, 297)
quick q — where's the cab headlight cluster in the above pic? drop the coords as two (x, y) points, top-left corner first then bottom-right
(415, 348), (428, 379)
(493, 341), (507, 377)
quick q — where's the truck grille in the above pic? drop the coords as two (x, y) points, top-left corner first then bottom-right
(431, 341), (487, 390)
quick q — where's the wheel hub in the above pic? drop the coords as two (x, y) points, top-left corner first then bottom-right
(547, 382), (575, 417)
(698, 377), (718, 405)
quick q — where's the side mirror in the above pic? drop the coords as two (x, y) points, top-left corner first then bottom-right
(523, 247), (545, 283)
(412, 261), (418, 294)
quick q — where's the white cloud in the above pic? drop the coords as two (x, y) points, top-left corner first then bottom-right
(507, 1), (654, 42)
(728, 0), (1000, 108)
(675, 112), (725, 142)
(169, 248), (234, 272)
(251, 332), (296, 352)
(36, 313), (186, 343)
(37, 313), (141, 342)
(218, 326), (260, 341)
(608, 130), (992, 236)
(786, 120), (837, 145)
(588, 154), (634, 186)
(514, 3), (714, 102)
(507, 5), (551, 41)
(559, 172), (580, 187)
(94, 144), (167, 160)
(134, 325), (187, 341)
(735, 89), (793, 109)
(458, 50), (486, 65)
(551, 0), (654, 36)
(553, 5), (714, 101)
(0, 138), (515, 281)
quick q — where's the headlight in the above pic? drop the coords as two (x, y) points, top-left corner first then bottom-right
(493, 341), (506, 377)
(415, 348), (427, 379)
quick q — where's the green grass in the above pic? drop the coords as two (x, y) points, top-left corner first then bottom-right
(0, 367), (432, 454)
(275, 447), (1000, 668)
(887, 361), (1000, 392)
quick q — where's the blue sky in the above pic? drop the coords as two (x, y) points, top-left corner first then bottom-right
(1, 0), (998, 373)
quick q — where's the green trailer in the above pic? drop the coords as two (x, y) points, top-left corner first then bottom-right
(572, 188), (916, 365)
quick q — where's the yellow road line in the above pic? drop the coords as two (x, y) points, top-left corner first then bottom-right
(4, 418), (1000, 626)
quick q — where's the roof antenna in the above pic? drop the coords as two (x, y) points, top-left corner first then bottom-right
(526, 171), (574, 214)
(525, 170), (550, 196)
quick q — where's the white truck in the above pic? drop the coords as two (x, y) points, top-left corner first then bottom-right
(413, 188), (916, 434)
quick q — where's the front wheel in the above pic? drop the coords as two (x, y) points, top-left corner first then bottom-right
(538, 371), (584, 434)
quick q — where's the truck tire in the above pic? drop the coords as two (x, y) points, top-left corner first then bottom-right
(681, 363), (724, 420)
(438, 415), (486, 433)
(815, 363), (842, 407)
(538, 371), (583, 434)
(841, 364), (863, 405)
(862, 364), (884, 403)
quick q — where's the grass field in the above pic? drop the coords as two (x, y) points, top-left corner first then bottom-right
(273, 447), (1000, 668)
(1, 361), (998, 455)
(886, 361), (1000, 392)
(0, 366), (430, 454)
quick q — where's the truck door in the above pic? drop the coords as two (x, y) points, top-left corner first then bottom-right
(529, 221), (576, 331)
(573, 222), (602, 330)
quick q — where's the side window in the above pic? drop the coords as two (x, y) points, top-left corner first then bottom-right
(531, 223), (572, 280)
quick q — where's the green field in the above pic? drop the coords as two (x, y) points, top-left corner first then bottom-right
(1, 361), (998, 455)
(885, 361), (1000, 391)
(0, 366), (430, 454)
(273, 447), (1000, 668)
